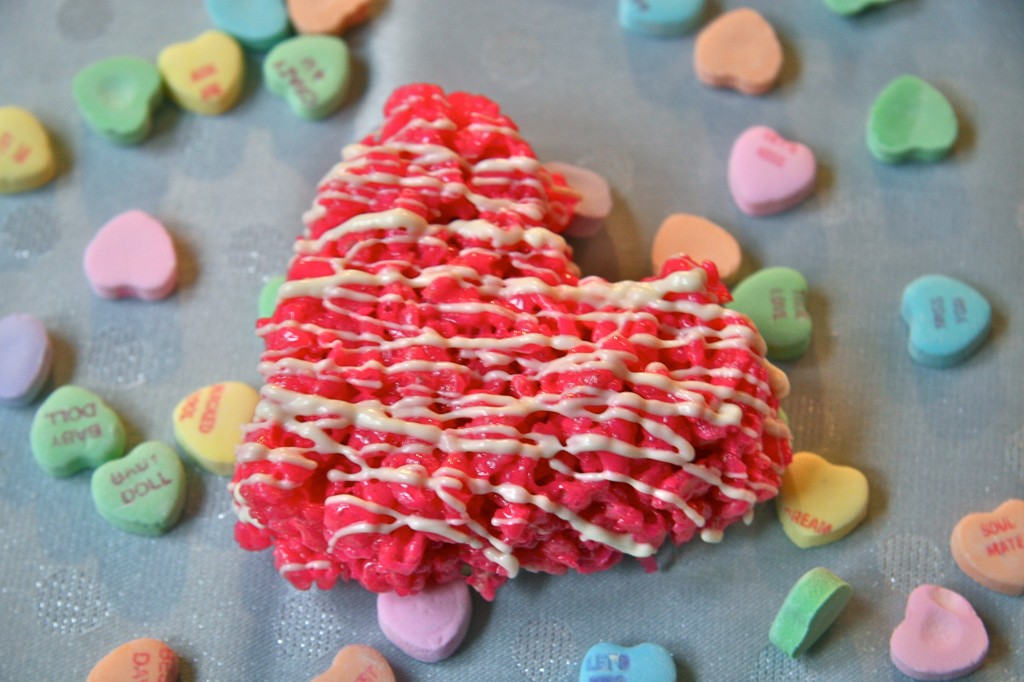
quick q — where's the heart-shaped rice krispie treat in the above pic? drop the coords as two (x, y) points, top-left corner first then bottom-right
(230, 84), (792, 600)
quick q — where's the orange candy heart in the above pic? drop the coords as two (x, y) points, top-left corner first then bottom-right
(694, 8), (783, 96)
(651, 213), (742, 282)
(311, 645), (395, 682)
(287, 0), (372, 36)
(87, 638), (179, 682)
(951, 498), (1024, 596)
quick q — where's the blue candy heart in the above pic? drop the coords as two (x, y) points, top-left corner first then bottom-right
(900, 275), (991, 367)
(618, 0), (706, 36)
(579, 642), (676, 682)
(204, 0), (290, 51)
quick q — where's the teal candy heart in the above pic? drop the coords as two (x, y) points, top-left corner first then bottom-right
(72, 56), (164, 145)
(205, 0), (291, 51)
(728, 267), (812, 362)
(264, 35), (350, 120)
(579, 642), (675, 682)
(30, 385), (126, 478)
(867, 75), (958, 163)
(619, 0), (706, 36)
(823, 0), (897, 15)
(901, 275), (991, 367)
(91, 442), (187, 536)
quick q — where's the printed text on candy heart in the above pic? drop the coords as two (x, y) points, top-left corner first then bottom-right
(755, 130), (800, 168)
(271, 58), (326, 106)
(783, 506), (833, 534)
(986, 530), (1023, 558)
(0, 131), (32, 165)
(190, 63), (222, 101)
(131, 647), (176, 680)
(771, 288), (808, 321)
(586, 653), (631, 672)
(106, 452), (174, 504)
(178, 383), (225, 434)
(930, 296), (968, 329)
(43, 403), (105, 448)
(982, 518), (1017, 536)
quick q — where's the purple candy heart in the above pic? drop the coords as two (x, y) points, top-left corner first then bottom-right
(0, 313), (53, 405)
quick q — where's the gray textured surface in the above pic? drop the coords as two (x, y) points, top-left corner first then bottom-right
(1, 1), (1023, 680)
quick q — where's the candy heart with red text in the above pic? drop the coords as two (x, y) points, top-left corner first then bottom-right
(87, 638), (179, 682)
(951, 498), (1024, 595)
(728, 126), (816, 216)
(91, 441), (187, 536)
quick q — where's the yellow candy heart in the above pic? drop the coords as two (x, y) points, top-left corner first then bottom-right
(0, 106), (56, 194)
(775, 451), (869, 548)
(158, 30), (244, 115)
(173, 381), (259, 476)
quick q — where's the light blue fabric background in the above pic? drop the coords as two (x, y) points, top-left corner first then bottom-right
(1, 1), (1022, 679)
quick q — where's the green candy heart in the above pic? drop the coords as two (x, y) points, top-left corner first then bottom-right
(867, 75), (958, 163)
(91, 442), (187, 536)
(728, 267), (812, 362)
(822, 0), (897, 15)
(72, 56), (164, 145)
(259, 274), (285, 318)
(770, 567), (852, 657)
(31, 385), (126, 478)
(263, 35), (350, 120)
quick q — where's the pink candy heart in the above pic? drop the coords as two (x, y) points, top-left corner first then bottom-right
(728, 125), (816, 217)
(83, 210), (177, 300)
(890, 584), (988, 681)
(544, 161), (612, 238)
(376, 581), (471, 662)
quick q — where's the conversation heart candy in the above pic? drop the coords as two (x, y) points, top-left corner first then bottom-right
(823, 0), (898, 15)
(770, 567), (852, 658)
(579, 642), (675, 682)
(87, 638), (179, 682)
(729, 267), (812, 361)
(173, 381), (260, 476)
(259, 275), (286, 318)
(0, 106), (56, 194)
(867, 75), (958, 163)
(545, 162), (612, 238)
(92, 441), (187, 536)
(311, 645), (396, 682)
(694, 8), (783, 96)
(84, 210), (178, 301)
(618, 0), (706, 37)
(0, 313), (53, 406)
(72, 56), (164, 145)
(651, 214), (741, 282)
(264, 35), (351, 120)
(890, 585), (988, 681)
(158, 30), (244, 115)
(728, 125), (816, 217)
(287, 0), (372, 36)
(900, 275), (990, 367)
(377, 581), (471, 662)
(775, 452), (869, 548)
(951, 499), (1024, 596)
(31, 385), (126, 478)
(205, 0), (292, 51)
